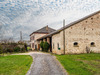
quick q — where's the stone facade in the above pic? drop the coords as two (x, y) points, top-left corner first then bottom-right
(52, 11), (100, 54)
(30, 33), (47, 50)
(30, 26), (56, 50)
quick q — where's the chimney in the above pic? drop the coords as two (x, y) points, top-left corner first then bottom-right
(46, 25), (48, 31)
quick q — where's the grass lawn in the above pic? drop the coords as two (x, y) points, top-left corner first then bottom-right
(56, 53), (100, 75)
(0, 55), (33, 75)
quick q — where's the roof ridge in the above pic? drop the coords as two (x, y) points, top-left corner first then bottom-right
(30, 25), (56, 36)
(37, 10), (100, 40)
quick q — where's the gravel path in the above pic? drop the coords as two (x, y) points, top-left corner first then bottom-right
(26, 52), (67, 75)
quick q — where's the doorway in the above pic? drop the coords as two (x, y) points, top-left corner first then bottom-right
(50, 37), (52, 52)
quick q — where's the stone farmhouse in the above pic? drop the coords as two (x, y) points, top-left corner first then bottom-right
(30, 10), (100, 54)
(30, 26), (56, 50)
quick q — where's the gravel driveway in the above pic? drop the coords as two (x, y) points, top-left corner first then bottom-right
(26, 52), (67, 75)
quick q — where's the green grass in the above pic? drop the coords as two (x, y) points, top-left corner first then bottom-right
(56, 53), (100, 75)
(0, 55), (33, 75)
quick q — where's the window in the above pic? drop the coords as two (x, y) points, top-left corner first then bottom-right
(91, 18), (93, 19)
(91, 42), (95, 47)
(35, 45), (37, 50)
(32, 36), (34, 40)
(32, 43), (34, 48)
(73, 42), (78, 47)
(53, 43), (54, 49)
(57, 43), (59, 49)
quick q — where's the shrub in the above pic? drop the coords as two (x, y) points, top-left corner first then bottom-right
(43, 41), (50, 52)
(24, 43), (27, 51)
(20, 47), (26, 52)
(40, 41), (44, 51)
(0, 45), (3, 54)
(27, 47), (31, 51)
(14, 47), (20, 52)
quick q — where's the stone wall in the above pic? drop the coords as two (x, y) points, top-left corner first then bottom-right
(52, 12), (100, 54)
(52, 32), (64, 54)
(30, 33), (47, 50)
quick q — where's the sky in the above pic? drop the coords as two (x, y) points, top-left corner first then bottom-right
(0, 0), (100, 41)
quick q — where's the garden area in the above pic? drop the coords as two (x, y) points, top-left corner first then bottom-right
(0, 55), (33, 75)
(56, 53), (100, 75)
(0, 42), (31, 56)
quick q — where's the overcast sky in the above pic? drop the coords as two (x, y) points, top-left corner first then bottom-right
(0, 0), (100, 41)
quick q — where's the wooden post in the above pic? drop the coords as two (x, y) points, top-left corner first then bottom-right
(63, 19), (65, 54)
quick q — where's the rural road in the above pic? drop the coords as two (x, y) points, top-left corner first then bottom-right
(26, 52), (67, 75)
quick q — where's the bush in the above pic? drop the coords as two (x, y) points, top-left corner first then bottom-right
(20, 47), (26, 52)
(40, 41), (44, 51)
(6, 48), (12, 53)
(14, 47), (20, 52)
(0, 45), (3, 54)
(43, 41), (50, 52)
(24, 43), (27, 51)
(27, 47), (31, 51)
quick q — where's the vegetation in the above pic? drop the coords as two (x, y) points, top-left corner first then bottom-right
(43, 41), (50, 52)
(0, 45), (3, 54)
(0, 55), (33, 75)
(14, 46), (20, 52)
(56, 53), (100, 75)
(40, 41), (44, 51)
(0, 42), (31, 55)
(40, 41), (50, 52)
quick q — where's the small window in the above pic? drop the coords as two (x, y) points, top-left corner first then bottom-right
(57, 43), (59, 48)
(91, 18), (93, 20)
(91, 42), (95, 47)
(73, 42), (78, 47)
(32, 43), (34, 48)
(53, 43), (54, 49)
(86, 21), (87, 23)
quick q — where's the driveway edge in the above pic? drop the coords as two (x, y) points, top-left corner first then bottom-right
(53, 56), (69, 75)
(26, 55), (34, 75)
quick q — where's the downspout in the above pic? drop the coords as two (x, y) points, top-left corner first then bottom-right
(63, 19), (65, 54)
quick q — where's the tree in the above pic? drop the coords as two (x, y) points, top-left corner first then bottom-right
(43, 41), (50, 52)
(0, 45), (3, 54)
(40, 41), (44, 51)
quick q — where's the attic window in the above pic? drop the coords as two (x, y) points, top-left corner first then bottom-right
(91, 42), (95, 47)
(91, 18), (93, 20)
(73, 42), (78, 47)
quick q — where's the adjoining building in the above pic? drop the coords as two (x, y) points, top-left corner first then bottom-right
(30, 25), (56, 50)
(36, 10), (100, 54)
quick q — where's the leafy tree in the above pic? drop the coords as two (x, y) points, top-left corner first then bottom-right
(14, 46), (20, 52)
(0, 45), (3, 54)
(20, 47), (26, 52)
(40, 41), (44, 51)
(43, 41), (50, 52)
